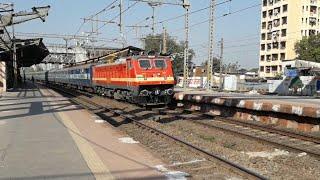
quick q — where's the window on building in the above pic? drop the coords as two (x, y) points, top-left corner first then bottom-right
(281, 29), (287, 37)
(262, 22), (266, 29)
(283, 4), (288, 12)
(261, 33), (266, 40)
(268, 21), (273, 30)
(273, 42), (279, 49)
(267, 43), (272, 51)
(306, 6), (309, 11)
(280, 53), (286, 60)
(266, 55), (271, 61)
(268, 9), (273, 17)
(274, 7), (280, 16)
(272, 54), (279, 61)
(267, 32), (272, 40)
(268, 0), (273, 6)
(282, 16), (288, 25)
(280, 41), (286, 49)
(310, 6), (317, 15)
(263, 0), (267, 6)
(272, 66), (278, 72)
(274, 18), (280, 27)
(260, 55), (265, 61)
(260, 66), (265, 72)
(261, 44), (266, 50)
(266, 66), (271, 73)
(309, 17), (317, 26)
(309, 29), (316, 36)
(262, 11), (267, 18)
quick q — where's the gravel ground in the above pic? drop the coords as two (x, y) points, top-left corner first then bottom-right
(73, 93), (320, 179)
(120, 123), (245, 180)
(141, 119), (320, 179)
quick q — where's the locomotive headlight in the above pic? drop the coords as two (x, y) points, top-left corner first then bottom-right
(154, 89), (160, 95)
(165, 88), (174, 95)
(140, 89), (149, 96)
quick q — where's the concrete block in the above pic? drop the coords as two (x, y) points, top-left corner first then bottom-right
(236, 100), (246, 108)
(272, 104), (281, 112)
(287, 120), (299, 129)
(253, 102), (263, 111)
(311, 125), (320, 132)
(292, 106), (303, 116)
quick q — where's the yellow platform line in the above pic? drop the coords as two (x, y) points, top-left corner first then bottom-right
(57, 111), (114, 180)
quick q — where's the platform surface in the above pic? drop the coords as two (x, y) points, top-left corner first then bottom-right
(174, 88), (320, 118)
(0, 84), (166, 180)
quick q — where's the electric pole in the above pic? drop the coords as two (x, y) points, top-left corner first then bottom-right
(183, 2), (190, 90)
(119, 0), (124, 36)
(162, 26), (167, 54)
(219, 38), (223, 91)
(207, 0), (215, 90)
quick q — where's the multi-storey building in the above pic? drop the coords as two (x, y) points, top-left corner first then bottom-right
(259, 0), (320, 78)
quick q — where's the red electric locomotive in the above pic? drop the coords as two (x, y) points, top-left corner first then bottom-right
(92, 55), (175, 105)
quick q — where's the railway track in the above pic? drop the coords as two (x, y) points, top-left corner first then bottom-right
(158, 109), (320, 159)
(46, 84), (267, 180)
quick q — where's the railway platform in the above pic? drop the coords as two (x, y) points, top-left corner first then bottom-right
(174, 88), (320, 132)
(0, 83), (166, 180)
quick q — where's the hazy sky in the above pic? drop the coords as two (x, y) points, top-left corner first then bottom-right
(8, 0), (261, 68)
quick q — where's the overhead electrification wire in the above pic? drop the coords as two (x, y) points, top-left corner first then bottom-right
(170, 3), (262, 34)
(73, 0), (119, 36)
(149, 0), (232, 26)
(86, 0), (118, 19)
(94, 1), (139, 34)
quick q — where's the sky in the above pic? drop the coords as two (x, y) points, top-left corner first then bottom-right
(7, 0), (261, 69)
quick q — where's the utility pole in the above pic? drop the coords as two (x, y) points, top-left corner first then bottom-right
(119, 0), (126, 47)
(183, 2), (190, 89)
(151, 6), (156, 35)
(119, 0), (124, 36)
(207, 0), (215, 90)
(162, 26), (167, 54)
(219, 38), (223, 91)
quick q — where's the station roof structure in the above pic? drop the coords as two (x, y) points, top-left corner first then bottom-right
(0, 35), (49, 67)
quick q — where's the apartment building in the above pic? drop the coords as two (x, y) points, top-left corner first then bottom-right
(259, 0), (320, 78)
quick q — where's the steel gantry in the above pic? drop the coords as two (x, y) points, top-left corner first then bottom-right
(131, 0), (190, 89)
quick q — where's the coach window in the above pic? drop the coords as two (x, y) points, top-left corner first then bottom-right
(139, 59), (151, 69)
(154, 59), (166, 69)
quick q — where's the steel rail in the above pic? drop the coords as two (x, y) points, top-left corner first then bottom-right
(47, 84), (267, 180)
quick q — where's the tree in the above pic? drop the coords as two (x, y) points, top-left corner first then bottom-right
(249, 68), (259, 73)
(143, 34), (195, 76)
(201, 57), (221, 73)
(295, 34), (320, 62)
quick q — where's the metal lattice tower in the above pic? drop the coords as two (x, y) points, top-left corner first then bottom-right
(207, 0), (215, 90)
(183, 3), (189, 89)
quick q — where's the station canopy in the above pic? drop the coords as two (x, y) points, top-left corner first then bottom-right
(0, 37), (49, 67)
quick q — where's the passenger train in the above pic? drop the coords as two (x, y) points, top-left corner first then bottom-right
(26, 49), (175, 106)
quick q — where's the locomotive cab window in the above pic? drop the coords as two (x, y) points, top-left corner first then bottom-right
(154, 59), (166, 69)
(139, 59), (151, 69)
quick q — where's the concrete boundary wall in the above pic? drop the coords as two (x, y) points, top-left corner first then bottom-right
(174, 92), (320, 132)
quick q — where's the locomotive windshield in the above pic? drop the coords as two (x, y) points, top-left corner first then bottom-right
(139, 59), (151, 69)
(154, 59), (166, 69)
